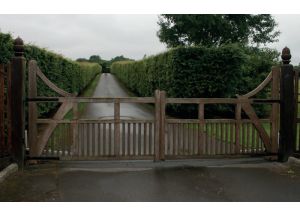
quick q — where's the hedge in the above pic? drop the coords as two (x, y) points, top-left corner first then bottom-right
(0, 32), (102, 116)
(111, 44), (278, 118)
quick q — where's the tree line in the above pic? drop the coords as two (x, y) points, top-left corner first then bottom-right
(76, 55), (133, 73)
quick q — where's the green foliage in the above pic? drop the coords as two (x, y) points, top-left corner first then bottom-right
(0, 33), (14, 63)
(0, 32), (102, 117)
(111, 44), (278, 118)
(157, 14), (280, 48)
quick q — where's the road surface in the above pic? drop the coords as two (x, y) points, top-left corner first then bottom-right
(1, 160), (300, 201)
(82, 73), (154, 120)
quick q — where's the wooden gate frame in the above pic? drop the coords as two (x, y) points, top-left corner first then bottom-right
(28, 48), (300, 161)
(27, 69), (280, 160)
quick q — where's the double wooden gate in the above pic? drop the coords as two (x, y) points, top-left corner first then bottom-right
(27, 60), (282, 161)
(2, 37), (298, 167)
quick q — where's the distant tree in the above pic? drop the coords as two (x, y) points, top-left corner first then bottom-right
(76, 58), (89, 62)
(157, 14), (280, 48)
(89, 55), (102, 64)
(109, 55), (133, 65)
(110, 55), (133, 63)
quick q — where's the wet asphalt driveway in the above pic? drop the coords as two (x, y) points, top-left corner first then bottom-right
(1, 159), (300, 201)
(82, 73), (154, 120)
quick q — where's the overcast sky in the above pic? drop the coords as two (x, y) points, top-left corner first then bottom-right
(0, 14), (300, 64)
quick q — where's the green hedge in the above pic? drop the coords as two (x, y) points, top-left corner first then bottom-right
(111, 44), (278, 117)
(0, 33), (102, 116)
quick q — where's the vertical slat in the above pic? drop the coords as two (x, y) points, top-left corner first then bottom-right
(71, 103), (79, 156)
(212, 123), (216, 154)
(247, 123), (250, 154)
(143, 122), (147, 155)
(138, 123), (142, 156)
(133, 123), (136, 155)
(109, 123), (112, 155)
(103, 123), (106, 155)
(178, 123), (182, 155)
(181, 123), (185, 155)
(127, 122), (131, 155)
(224, 123), (228, 154)
(49, 132), (53, 156)
(235, 103), (241, 154)
(83, 123), (86, 156)
(182, 123), (186, 155)
(221, 123), (224, 154)
(0, 64), (5, 155)
(206, 123), (210, 155)
(216, 123), (219, 154)
(67, 123), (71, 156)
(175, 123), (178, 155)
(98, 123), (102, 156)
(173, 123), (176, 155)
(166, 124), (169, 155)
(187, 123), (190, 155)
(256, 127), (260, 153)
(242, 122), (245, 154)
(190, 123), (193, 155)
(94, 123), (98, 157)
(86, 123), (90, 156)
(160, 91), (166, 160)
(62, 124), (66, 156)
(122, 122), (126, 156)
(78, 123), (82, 157)
(251, 124), (255, 154)
(114, 99), (120, 157)
(90, 123), (94, 156)
(191, 123), (195, 154)
(52, 129), (56, 156)
(154, 90), (161, 160)
(169, 124), (172, 155)
(149, 123), (153, 155)
(229, 123), (233, 154)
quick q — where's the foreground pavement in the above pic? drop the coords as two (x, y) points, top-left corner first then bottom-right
(1, 158), (300, 201)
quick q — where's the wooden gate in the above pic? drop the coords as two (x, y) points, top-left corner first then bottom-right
(27, 59), (281, 161)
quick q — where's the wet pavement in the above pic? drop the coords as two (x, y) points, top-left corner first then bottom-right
(82, 73), (154, 120)
(1, 159), (300, 201)
(2, 73), (300, 201)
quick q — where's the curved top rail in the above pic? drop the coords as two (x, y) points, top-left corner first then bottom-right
(29, 60), (74, 97)
(239, 71), (273, 98)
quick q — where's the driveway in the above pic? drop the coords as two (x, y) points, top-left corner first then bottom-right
(1, 159), (300, 201)
(82, 73), (154, 120)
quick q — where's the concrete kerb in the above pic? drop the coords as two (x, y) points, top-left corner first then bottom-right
(0, 163), (18, 184)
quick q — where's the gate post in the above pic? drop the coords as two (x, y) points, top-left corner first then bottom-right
(10, 37), (26, 168)
(278, 47), (296, 162)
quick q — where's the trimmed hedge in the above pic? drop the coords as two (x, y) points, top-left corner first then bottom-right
(0, 33), (101, 116)
(111, 44), (278, 117)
